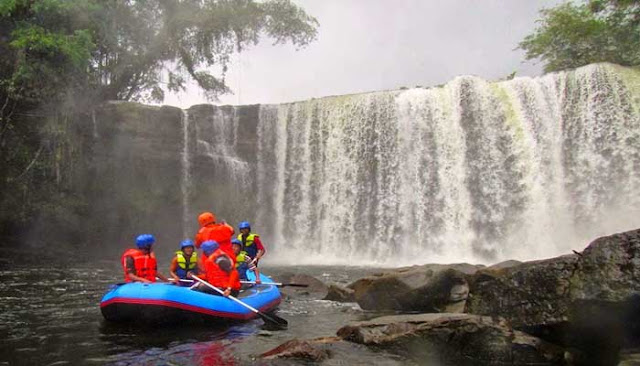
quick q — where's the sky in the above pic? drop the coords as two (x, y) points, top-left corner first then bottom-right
(163, 0), (563, 108)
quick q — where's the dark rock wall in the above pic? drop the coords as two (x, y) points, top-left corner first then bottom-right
(87, 102), (185, 257)
(65, 102), (262, 258)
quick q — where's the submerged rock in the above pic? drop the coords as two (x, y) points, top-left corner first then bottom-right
(323, 284), (356, 302)
(272, 273), (328, 299)
(348, 263), (480, 312)
(260, 338), (332, 362)
(337, 313), (565, 365)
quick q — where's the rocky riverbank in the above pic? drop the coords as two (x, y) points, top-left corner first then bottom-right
(264, 228), (640, 365)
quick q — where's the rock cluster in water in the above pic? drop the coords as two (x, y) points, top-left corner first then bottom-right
(263, 228), (640, 365)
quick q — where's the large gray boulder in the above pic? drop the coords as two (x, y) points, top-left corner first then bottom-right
(324, 284), (356, 302)
(272, 272), (329, 299)
(348, 263), (481, 312)
(466, 254), (579, 328)
(467, 229), (640, 325)
(337, 313), (565, 365)
(466, 228), (640, 365)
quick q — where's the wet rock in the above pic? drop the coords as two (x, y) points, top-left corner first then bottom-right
(467, 229), (640, 326)
(571, 229), (640, 301)
(466, 228), (640, 365)
(272, 273), (328, 299)
(466, 253), (579, 328)
(323, 284), (356, 302)
(260, 338), (333, 362)
(348, 264), (480, 312)
(337, 313), (565, 365)
(487, 259), (522, 270)
(260, 337), (408, 365)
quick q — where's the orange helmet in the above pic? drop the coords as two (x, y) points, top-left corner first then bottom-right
(198, 212), (216, 227)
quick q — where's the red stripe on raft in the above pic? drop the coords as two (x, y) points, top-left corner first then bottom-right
(100, 297), (281, 320)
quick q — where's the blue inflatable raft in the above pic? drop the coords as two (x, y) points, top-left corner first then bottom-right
(100, 272), (281, 324)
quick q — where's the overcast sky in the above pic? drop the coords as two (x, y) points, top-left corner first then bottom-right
(163, 0), (563, 108)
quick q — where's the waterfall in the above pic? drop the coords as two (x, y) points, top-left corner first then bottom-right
(91, 109), (98, 139)
(190, 105), (252, 226)
(181, 110), (192, 238)
(254, 63), (640, 265)
(197, 107), (250, 186)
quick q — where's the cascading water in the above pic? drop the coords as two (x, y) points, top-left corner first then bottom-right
(197, 107), (250, 186)
(254, 63), (640, 265)
(189, 105), (252, 226)
(181, 110), (192, 238)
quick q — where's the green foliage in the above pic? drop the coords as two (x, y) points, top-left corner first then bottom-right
(1, 0), (318, 105)
(86, 0), (318, 103)
(520, 0), (640, 72)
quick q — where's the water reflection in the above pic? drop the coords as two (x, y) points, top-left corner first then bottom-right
(0, 262), (395, 365)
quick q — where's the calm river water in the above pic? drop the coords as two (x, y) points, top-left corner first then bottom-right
(0, 258), (411, 365)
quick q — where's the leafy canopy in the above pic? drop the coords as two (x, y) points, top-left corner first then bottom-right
(0, 0), (319, 104)
(519, 0), (640, 72)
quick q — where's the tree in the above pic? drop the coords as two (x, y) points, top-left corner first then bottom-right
(0, 0), (318, 248)
(519, 0), (640, 72)
(1, 0), (318, 105)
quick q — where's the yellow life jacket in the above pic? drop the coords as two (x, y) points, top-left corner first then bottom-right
(235, 251), (249, 268)
(237, 233), (259, 257)
(175, 251), (198, 270)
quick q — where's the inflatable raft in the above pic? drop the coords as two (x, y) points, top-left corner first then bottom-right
(100, 272), (281, 323)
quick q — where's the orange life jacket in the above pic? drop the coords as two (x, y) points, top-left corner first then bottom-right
(204, 249), (241, 290)
(121, 248), (157, 283)
(195, 223), (235, 260)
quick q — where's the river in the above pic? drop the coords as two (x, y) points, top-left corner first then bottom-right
(0, 259), (411, 365)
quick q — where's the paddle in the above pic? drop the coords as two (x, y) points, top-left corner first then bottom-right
(176, 279), (309, 288)
(191, 275), (288, 330)
(240, 280), (309, 288)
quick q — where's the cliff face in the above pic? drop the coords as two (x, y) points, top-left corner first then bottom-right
(57, 102), (263, 257)
(85, 102), (185, 254)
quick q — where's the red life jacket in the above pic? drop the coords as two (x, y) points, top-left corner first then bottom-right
(121, 248), (157, 282)
(204, 249), (240, 290)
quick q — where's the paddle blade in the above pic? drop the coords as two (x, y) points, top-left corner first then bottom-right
(281, 283), (309, 288)
(259, 311), (288, 330)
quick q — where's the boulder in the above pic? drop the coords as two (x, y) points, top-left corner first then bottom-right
(570, 229), (640, 301)
(324, 284), (356, 302)
(348, 263), (481, 312)
(466, 254), (579, 328)
(260, 337), (409, 365)
(272, 273), (328, 299)
(466, 228), (640, 365)
(487, 260), (523, 270)
(337, 313), (565, 365)
(259, 338), (333, 362)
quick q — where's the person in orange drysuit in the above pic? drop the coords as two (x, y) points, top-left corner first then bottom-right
(194, 211), (235, 260)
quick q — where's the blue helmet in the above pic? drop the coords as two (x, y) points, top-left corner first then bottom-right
(180, 239), (195, 249)
(135, 234), (155, 249)
(231, 238), (242, 246)
(238, 221), (251, 230)
(201, 240), (219, 256)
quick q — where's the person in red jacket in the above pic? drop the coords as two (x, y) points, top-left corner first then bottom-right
(194, 211), (235, 259)
(195, 240), (240, 297)
(121, 234), (169, 283)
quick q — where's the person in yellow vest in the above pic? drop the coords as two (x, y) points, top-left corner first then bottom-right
(231, 238), (261, 284)
(237, 221), (265, 265)
(169, 239), (199, 284)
